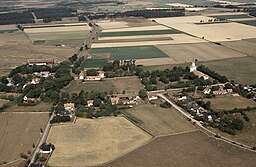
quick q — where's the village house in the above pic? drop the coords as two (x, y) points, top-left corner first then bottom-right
(87, 100), (94, 107)
(111, 97), (119, 105)
(64, 103), (75, 112)
(39, 143), (53, 154)
(148, 94), (158, 101)
(28, 59), (55, 66)
(85, 70), (105, 81)
(23, 96), (39, 103)
(31, 77), (40, 85)
(203, 87), (211, 94)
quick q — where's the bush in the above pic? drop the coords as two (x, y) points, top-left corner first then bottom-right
(20, 153), (28, 159)
(160, 102), (172, 108)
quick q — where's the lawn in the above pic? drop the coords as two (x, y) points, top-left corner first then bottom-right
(99, 29), (181, 37)
(238, 20), (256, 27)
(124, 104), (196, 136)
(203, 96), (256, 111)
(0, 112), (49, 163)
(210, 14), (252, 20)
(81, 59), (108, 68)
(91, 45), (168, 60)
(47, 117), (151, 166)
(62, 77), (144, 95)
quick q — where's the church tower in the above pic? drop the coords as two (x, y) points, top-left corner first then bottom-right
(190, 59), (197, 72)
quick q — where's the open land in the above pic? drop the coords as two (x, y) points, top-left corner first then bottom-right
(124, 104), (196, 136)
(62, 77), (144, 95)
(203, 96), (256, 111)
(92, 45), (168, 60)
(0, 112), (49, 163)
(157, 42), (246, 64)
(102, 130), (256, 167)
(200, 56), (256, 84)
(47, 117), (152, 167)
(154, 15), (256, 42)
(221, 40), (256, 57)
(4, 102), (53, 112)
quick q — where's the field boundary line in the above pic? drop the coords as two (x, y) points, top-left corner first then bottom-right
(155, 129), (199, 138)
(0, 159), (23, 167)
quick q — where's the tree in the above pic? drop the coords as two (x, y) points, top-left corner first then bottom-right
(93, 98), (102, 107)
(205, 101), (211, 109)
(138, 90), (147, 100)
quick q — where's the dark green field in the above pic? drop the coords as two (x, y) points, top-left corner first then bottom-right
(99, 29), (181, 37)
(81, 59), (108, 68)
(91, 46), (168, 60)
(0, 29), (18, 33)
(238, 20), (256, 27)
(210, 14), (251, 20)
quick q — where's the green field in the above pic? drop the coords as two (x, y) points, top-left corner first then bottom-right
(81, 59), (108, 68)
(0, 29), (19, 33)
(210, 14), (252, 20)
(91, 46), (168, 60)
(238, 20), (256, 27)
(99, 29), (181, 37)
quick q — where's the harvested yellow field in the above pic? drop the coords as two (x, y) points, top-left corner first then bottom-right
(154, 16), (256, 42)
(47, 117), (152, 167)
(98, 34), (172, 41)
(24, 25), (91, 33)
(135, 57), (177, 66)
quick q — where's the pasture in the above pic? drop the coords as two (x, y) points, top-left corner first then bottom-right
(124, 104), (196, 136)
(102, 131), (256, 167)
(157, 42), (246, 64)
(47, 117), (152, 167)
(63, 77), (144, 95)
(91, 46), (168, 60)
(0, 112), (49, 163)
(81, 59), (108, 68)
(203, 96), (256, 111)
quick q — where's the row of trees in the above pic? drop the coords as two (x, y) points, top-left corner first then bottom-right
(197, 65), (228, 83)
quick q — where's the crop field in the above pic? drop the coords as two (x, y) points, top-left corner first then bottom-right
(47, 117), (152, 167)
(238, 20), (256, 27)
(203, 96), (256, 111)
(221, 40), (256, 57)
(4, 102), (53, 112)
(154, 15), (256, 42)
(102, 130), (256, 167)
(0, 112), (49, 163)
(157, 42), (246, 64)
(210, 14), (252, 20)
(200, 56), (256, 84)
(62, 77), (144, 95)
(24, 23), (91, 47)
(91, 46), (168, 60)
(80, 59), (108, 68)
(99, 29), (181, 37)
(124, 104), (196, 136)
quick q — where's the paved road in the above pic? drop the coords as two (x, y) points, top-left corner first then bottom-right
(29, 113), (54, 166)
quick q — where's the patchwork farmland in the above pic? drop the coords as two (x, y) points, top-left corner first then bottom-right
(47, 117), (152, 167)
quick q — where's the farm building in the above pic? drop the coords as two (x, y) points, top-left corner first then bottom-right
(28, 59), (55, 66)
(64, 103), (75, 112)
(85, 71), (105, 81)
(87, 100), (94, 107)
(79, 71), (85, 80)
(148, 94), (158, 101)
